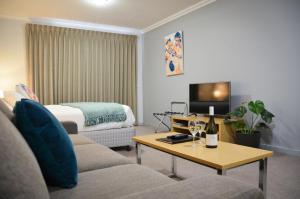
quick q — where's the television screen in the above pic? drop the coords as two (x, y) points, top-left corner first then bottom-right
(189, 82), (231, 115)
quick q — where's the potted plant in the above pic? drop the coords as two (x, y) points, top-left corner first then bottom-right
(228, 100), (275, 148)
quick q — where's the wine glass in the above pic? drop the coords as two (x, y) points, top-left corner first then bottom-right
(188, 121), (198, 145)
(195, 121), (206, 145)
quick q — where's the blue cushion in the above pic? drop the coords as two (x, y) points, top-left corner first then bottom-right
(14, 99), (78, 188)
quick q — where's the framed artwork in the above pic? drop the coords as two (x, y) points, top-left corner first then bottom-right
(164, 31), (184, 76)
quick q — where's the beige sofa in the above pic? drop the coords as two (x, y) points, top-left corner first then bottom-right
(0, 100), (264, 199)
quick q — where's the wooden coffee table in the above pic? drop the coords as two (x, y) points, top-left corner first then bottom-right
(133, 132), (273, 198)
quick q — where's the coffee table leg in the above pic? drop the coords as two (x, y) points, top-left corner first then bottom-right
(217, 169), (227, 175)
(136, 143), (141, 164)
(259, 158), (268, 198)
(171, 155), (177, 177)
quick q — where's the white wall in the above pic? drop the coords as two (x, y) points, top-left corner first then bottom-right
(0, 18), (27, 90)
(143, 0), (300, 155)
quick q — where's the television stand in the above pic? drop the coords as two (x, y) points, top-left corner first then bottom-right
(202, 114), (229, 119)
(171, 115), (234, 143)
(188, 113), (229, 119)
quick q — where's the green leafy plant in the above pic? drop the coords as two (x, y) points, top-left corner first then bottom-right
(228, 100), (275, 134)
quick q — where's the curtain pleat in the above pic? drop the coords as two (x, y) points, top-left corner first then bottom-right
(26, 24), (137, 116)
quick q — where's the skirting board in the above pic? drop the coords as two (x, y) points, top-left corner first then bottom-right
(260, 144), (300, 157)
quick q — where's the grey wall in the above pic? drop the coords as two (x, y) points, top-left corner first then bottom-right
(143, 0), (300, 155)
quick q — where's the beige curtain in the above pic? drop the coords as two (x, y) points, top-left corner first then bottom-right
(26, 24), (137, 116)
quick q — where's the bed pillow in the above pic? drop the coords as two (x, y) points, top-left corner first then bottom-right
(14, 99), (78, 188)
(16, 84), (39, 102)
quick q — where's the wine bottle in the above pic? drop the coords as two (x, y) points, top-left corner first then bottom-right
(206, 106), (218, 148)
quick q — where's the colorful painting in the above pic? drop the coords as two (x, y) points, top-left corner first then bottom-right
(165, 31), (184, 76)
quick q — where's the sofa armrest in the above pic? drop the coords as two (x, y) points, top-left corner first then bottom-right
(61, 121), (78, 134)
(118, 175), (263, 199)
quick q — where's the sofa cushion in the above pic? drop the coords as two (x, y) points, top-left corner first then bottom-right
(74, 144), (133, 172)
(0, 99), (14, 122)
(49, 164), (175, 199)
(14, 99), (78, 188)
(69, 134), (94, 145)
(0, 111), (49, 199)
(3, 90), (25, 108)
(61, 121), (78, 134)
(118, 175), (264, 199)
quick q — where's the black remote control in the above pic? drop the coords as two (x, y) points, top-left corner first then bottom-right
(167, 134), (189, 140)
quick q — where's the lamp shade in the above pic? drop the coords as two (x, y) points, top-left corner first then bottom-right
(0, 90), (4, 98)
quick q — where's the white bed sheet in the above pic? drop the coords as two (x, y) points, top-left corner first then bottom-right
(45, 104), (135, 132)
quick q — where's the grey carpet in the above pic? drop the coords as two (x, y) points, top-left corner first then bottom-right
(116, 125), (300, 199)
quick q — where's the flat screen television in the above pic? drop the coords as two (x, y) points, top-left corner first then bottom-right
(189, 82), (231, 115)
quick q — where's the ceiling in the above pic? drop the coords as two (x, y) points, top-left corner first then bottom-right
(0, 0), (206, 30)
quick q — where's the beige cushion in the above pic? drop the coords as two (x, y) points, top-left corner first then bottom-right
(74, 144), (133, 172)
(69, 134), (94, 145)
(3, 90), (25, 108)
(0, 99), (14, 122)
(49, 164), (175, 199)
(0, 111), (49, 199)
(0, 98), (13, 111)
(118, 175), (264, 199)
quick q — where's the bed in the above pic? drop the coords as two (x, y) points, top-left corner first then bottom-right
(3, 87), (136, 149)
(45, 104), (136, 149)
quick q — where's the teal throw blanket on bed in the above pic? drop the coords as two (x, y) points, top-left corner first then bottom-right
(61, 102), (127, 126)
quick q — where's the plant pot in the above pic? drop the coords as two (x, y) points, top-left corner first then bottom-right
(235, 131), (261, 148)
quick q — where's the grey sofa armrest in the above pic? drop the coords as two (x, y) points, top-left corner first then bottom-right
(118, 175), (263, 199)
(61, 121), (78, 134)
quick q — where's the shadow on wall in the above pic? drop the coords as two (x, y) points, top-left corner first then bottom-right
(231, 95), (252, 111)
(261, 126), (274, 145)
